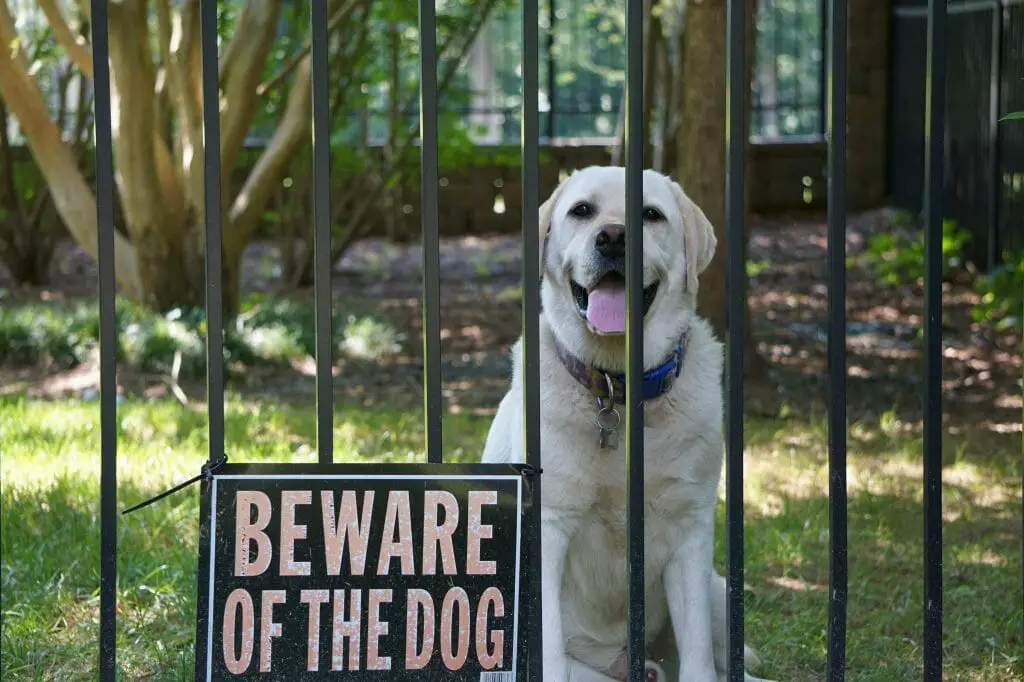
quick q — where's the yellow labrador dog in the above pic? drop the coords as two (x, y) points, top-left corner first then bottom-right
(481, 167), (771, 682)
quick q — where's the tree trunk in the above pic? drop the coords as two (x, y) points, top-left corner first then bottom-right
(134, 215), (207, 312)
(675, 0), (768, 380)
(0, 0), (142, 297)
(134, 215), (244, 315)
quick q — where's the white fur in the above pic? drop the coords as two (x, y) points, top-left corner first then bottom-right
(482, 167), (775, 682)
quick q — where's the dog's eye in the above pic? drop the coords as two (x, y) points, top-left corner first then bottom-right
(643, 206), (666, 222)
(569, 202), (594, 219)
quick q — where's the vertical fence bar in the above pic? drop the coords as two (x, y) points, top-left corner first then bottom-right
(724, 0), (747, 677)
(419, 0), (443, 464)
(825, 0), (849, 676)
(624, 0), (646, 678)
(922, 0), (946, 677)
(520, 0), (544, 677)
(311, 0), (334, 464)
(199, 0), (225, 468)
(90, 0), (117, 677)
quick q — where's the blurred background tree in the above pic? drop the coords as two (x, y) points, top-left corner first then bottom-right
(0, 0), (502, 314)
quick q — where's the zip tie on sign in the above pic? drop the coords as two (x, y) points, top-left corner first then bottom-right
(121, 455), (228, 516)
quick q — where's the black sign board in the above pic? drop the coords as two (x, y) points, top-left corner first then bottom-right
(194, 463), (533, 681)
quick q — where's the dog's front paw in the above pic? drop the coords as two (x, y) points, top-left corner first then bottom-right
(644, 660), (667, 682)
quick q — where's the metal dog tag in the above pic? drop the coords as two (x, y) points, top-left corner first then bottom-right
(599, 427), (619, 450)
(595, 403), (621, 450)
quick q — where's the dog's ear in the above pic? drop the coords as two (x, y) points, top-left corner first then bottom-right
(537, 175), (570, 276)
(670, 180), (717, 293)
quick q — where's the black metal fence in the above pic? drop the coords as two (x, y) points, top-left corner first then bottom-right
(87, 0), (953, 680)
(889, 0), (1024, 270)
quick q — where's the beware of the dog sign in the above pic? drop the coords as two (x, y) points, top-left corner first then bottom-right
(194, 463), (533, 681)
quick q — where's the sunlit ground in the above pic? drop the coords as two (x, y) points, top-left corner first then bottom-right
(1, 395), (1020, 681)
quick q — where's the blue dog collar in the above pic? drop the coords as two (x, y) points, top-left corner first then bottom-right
(553, 332), (689, 405)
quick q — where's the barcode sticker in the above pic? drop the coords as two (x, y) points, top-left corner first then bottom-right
(480, 672), (515, 682)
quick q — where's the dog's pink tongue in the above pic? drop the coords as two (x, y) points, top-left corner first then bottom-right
(587, 282), (626, 333)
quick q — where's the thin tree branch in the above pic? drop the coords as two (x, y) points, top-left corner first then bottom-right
(256, 0), (361, 97)
(0, 0), (141, 296)
(53, 59), (73, 143)
(175, 0), (203, 146)
(37, 0), (93, 78)
(217, 0), (283, 170)
(155, 0), (204, 209)
(226, 0), (366, 248)
(328, 0), (500, 262)
(382, 0), (501, 156)
(226, 57), (314, 247)
(107, 1), (188, 240)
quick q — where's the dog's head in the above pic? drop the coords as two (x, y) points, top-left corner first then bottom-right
(537, 166), (716, 370)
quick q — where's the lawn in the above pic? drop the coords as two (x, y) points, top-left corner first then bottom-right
(1, 394), (1019, 681)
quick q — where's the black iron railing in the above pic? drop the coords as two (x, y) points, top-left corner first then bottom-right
(87, 0), (955, 679)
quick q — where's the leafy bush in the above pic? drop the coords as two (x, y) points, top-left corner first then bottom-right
(340, 314), (406, 360)
(854, 218), (972, 287)
(972, 250), (1024, 332)
(0, 294), (406, 376)
(850, 214), (1022, 333)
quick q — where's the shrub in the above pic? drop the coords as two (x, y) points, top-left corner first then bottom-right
(0, 294), (405, 376)
(972, 250), (1024, 332)
(0, 300), (98, 367)
(854, 217), (972, 287)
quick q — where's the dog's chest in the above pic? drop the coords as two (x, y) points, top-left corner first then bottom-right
(569, 476), (693, 577)
(559, 478), (688, 644)
(586, 477), (692, 548)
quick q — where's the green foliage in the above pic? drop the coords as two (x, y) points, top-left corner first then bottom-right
(339, 314), (406, 360)
(972, 250), (1024, 331)
(5, 156), (45, 208)
(253, 0), (508, 150)
(254, 0), (528, 251)
(853, 217), (1023, 333)
(0, 295), (406, 377)
(1000, 111), (1024, 121)
(0, 300), (99, 367)
(853, 218), (971, 287)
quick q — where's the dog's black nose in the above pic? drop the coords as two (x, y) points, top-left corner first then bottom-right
(595, 224), (626, 259)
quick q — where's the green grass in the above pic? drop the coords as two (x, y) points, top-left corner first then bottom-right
(1, 396), (1020, 680)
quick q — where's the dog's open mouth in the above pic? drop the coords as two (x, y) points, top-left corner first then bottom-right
(570, 272), (660, 335)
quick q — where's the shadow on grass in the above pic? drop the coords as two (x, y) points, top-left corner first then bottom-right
(724, 482), (1022, 682)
